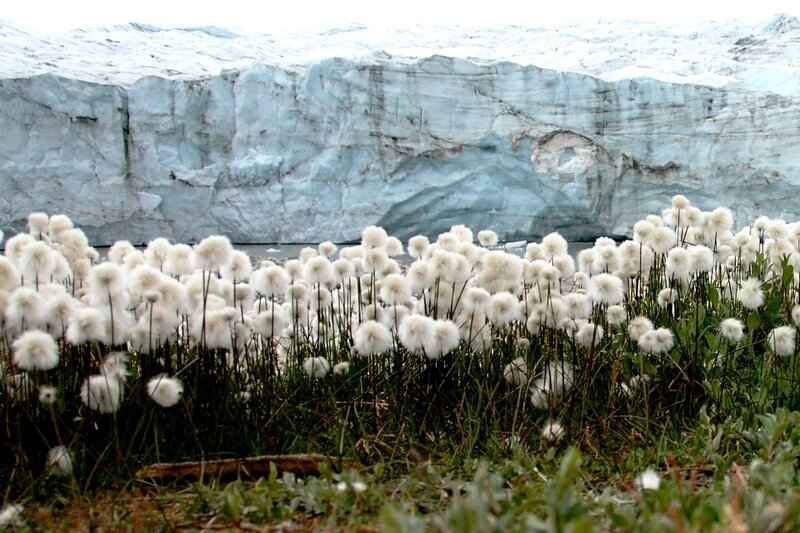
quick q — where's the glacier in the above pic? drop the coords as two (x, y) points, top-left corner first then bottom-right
(2, 15), (800, 245)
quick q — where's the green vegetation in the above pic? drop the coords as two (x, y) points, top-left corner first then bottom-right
(4, 196), (800, 529)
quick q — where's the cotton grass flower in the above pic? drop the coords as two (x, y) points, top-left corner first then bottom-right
(101, 352), (130, 383)
(12, 330), (59, 371)
(737, 278), (765, 310)
(193, 235), (233, 272)
(450, 224), (473, 243)
(146, 374), (184, 407)
(425, 319), (460, 359)
(38, 385), (57, 405)
(689, 245), (714, 273)
(386, 236), (404, 256)
(646, 226), (676, 255)
(46, 445), (73, 476)
(477, 229), (498, 247)
(398, 314), (433, 356)
(552, 254), (576, 279)
(318, 240), (338, 258)
(542, 420), (565, 442)
(541, 232), (568, 259)
(19, 240), (54, 286)
(487, 292), (522, 328)
(303, 356), (330, 379)
(379, 273), (411, 306)
(163, 243), (194, 277)
(6, 287), (44, 334)
(252, 309), (287, 338)
(768, 326), (796, 356)
(81, 374), (123, 413)
(503, 357), (528, 386)
(636, 469), (661, 491)
(88, 262), (128, 305)
(250, 265), (290, 299)
(0, 504), (25, 529)
(0, 256), (21, 291)
(665, 247), (691, 279)
(477, 251), (522, 294)
(657, 288), (679, 308)
(671, 194), (690, 210)
(705, 207), (734, 234)
(575, 322), (603, 348)
(48, 213), (73, 241)
(628, 316), (654, 342)
(529, 361), (574, 408)
(407, 235), (430, 259)
(606, 305), (627, 326)
(333, 361), (350, 375)
(719, 318), (745, 342)
(66, 306), (110, 345)
(563, 293), (591, 320)
(361, 225), (388, 249)
(303, 255), (334, 286)
(221, 250), (252, 283)
(637, 328), (674, 354)
(353, 320), (392, 356)
(587, 273), (624, 306)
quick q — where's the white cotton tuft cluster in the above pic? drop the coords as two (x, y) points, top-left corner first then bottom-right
(146, 374), (184, 407)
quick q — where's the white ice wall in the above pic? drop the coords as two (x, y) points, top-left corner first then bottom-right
(3, 18), (800, 244)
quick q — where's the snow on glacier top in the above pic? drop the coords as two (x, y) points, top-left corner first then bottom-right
(1, 14), (800, 96)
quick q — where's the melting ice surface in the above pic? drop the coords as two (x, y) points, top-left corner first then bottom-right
(2, 14), (800, 245)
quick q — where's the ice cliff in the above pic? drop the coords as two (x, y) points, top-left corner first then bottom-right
(2, 15), (800, 244)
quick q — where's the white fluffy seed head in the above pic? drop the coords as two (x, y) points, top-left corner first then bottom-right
(318, 241), (338, 258)
(47, 214), (74, 241)
(606, 305), (627, 326)
(12, 330), (59, 371)
(541, 232), (568, 259)
(407, 235), (430, 260)
(425, 319), (460, 360)
(628, 316), (653, 341)
(144, 237), (171, 270)
(503, 357), (528, 386)
(80, 374), (123, 413)
(450, 224), (474, 244)
(398, 314), (435, 355)
(164, 244), (195, 277)
(222, 250), (253, 283)
(108, 240), (136, 265)
(636, 469), (661, 491)
(353, 320), (393, 356)
(487, 292), (522, 328)
(542, 420), (565, 442)
(737, 278), (765, 310)
(303, 356), (330, 379)
(587, 273), (624, 306)
(768, 326), (796, 356)
(379, 273), (411, 306)
(477, 229), (498, 247)
(361, 226), (388, 249)
(303, 255), (334, 286)
(193, 235), (233, 272)
(38, 385), (57, 405)
(146, 374), (184, 407)
(46, 445), (73, 476)
(386, 236), (404, 257)
(719, 318), (745, 342)
(250, 265), (290, 299)
(19, 240), (55, 285)
(27, 212), (50, 236)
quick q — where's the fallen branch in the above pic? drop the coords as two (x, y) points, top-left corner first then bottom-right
(135, 453), (353, 483)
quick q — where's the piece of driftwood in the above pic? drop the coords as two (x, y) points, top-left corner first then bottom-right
(135, 453), (350, 482)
